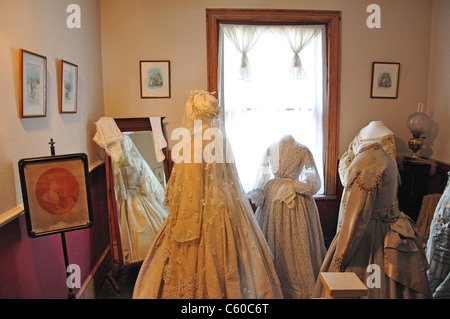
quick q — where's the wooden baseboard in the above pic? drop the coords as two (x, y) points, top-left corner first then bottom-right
(76, 245), (112, 299)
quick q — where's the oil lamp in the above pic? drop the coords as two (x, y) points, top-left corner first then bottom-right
(407, 102), (431, 159)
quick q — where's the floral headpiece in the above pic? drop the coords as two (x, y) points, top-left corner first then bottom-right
(185, 89), (219, 120)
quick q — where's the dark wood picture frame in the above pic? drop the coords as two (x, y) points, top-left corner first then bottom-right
(140, 60), (171, 98)
(370, 62), (400, 99)
(59, 60), (78, 113)
(18, 153), (93, 238)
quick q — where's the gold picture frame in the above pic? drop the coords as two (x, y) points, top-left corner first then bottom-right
(20, 49), (47, 118)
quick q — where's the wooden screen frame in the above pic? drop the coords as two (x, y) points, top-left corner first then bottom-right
(206, 8), (341, 195)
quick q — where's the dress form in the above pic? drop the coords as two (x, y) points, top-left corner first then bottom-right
(314, 142), (432, 299)
(251, 135), (326, 298)
(338, 122), (397, 231)
(132, 90), (283, 299)
(360, 121), (394, 139)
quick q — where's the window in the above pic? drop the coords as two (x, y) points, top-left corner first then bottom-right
(206, 9), (341, 196)
(221, 24), (325, 193)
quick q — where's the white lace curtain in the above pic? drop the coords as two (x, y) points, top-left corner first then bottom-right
(221, 24), (265, 81)
(221, 24), (323, 81)
(275, 25), (324, 79)
(218, 24), (326, 194)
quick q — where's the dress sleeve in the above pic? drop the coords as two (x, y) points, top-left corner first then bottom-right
(250, 147), (273, 207)
(294, 147), (321, 196)
(331, 170), (379, 271)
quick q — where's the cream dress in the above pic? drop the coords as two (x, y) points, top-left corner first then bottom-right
(133, 91), (282, 299)
(251, 135), (326, 298)
(314, 143), (431, 298)
(112, 134), (168, 264)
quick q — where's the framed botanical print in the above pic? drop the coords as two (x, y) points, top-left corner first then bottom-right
(18, 153), (93, 237)
(140, 60), (171, 98)
(20, 49), (47, 118)
(60, 60), (78, 113)
(370, 62), (400, 99)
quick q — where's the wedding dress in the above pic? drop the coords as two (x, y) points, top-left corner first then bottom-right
(251, 135), (326, 298)
(132, 90), (283, 299)
(313, 142), (431, 298)
(112, 134), (168, 264)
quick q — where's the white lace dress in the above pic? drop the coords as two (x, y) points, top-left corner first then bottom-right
(112, 134), (168, 264)
(251, 135), (326, 298)
(132, 123), (283, 299)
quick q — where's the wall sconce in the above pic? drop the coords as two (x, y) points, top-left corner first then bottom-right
(407, 102), (431, 159)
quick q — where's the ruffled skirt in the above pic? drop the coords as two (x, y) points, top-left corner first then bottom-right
(118, 189), (168, 264)
(255, 179), (326, 298)
(132, 183), (283, 299)
(313, 206), (431, 298)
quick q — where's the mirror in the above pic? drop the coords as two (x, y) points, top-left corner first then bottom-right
(104, 117), (172, 274)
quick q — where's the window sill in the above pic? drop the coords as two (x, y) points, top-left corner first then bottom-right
(314, 194), (338, 201)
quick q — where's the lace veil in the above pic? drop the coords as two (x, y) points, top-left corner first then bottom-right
(165, 90), (249, 243)
(113, 133), (165, 203)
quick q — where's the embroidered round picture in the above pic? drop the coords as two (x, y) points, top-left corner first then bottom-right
(35, 167), (79, 215)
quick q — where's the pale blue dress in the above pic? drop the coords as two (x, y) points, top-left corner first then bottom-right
(426, 172), (450, 298)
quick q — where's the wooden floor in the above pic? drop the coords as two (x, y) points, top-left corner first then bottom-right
(97, 266), (140, 299)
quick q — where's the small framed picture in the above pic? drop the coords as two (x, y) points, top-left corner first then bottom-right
(18, 153), (93, 238)
(60, 60), (78, 113)
(20, 49), (47, 118)
(370, 62), (400, 99)
(140, 60), (171, 98)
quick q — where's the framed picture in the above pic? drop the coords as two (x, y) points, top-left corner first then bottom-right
(370, 62), (400, 99)
(20, 49), (47, 118)
(140, 60), (171, 98)
(60, 60), (78, 113)
(18, 153), (93, 238)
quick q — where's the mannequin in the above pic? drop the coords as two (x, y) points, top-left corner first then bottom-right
(251, 135), (326, 298)
(317, 120), (431, 298)
(359, 121), (394, 139)
(132, 90), (283, 299)
(314, 140), (431, 298)
(339, 121), (396, 188)
(337, 121), (397, 241)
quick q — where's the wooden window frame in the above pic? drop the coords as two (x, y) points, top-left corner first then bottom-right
(206, 8), (341, 196)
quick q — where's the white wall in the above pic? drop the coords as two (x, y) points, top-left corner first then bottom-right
(100, 0), (445, 161)
(0, 0), (104, 215)
(1, 0), (447, 218)
(426, 0), (450, 163)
